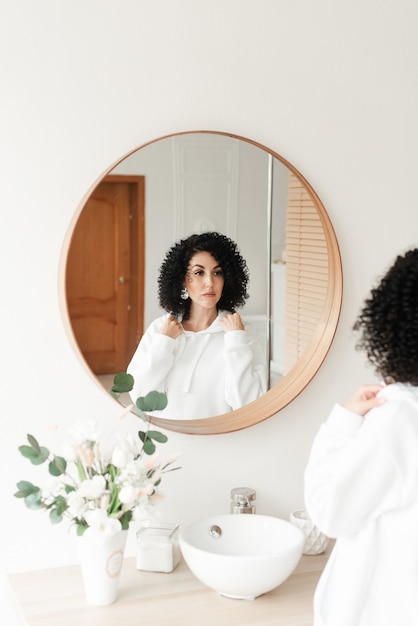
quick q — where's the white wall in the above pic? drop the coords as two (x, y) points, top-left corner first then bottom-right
(1, 0), (418, 620)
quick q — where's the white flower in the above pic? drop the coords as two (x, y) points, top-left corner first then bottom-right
(67, 491), (89, 518)
(100, 492), (110, 511)
(111, 445), (131, 469)
(61, 443), (78, 463)
(117, 458), (145, 485)
(83, 509), (122, 543)
(77, 475), (106, 500)
(118, 484), (138, 506)
(111, 433), (138, 468)
(43, 477), (67, 499)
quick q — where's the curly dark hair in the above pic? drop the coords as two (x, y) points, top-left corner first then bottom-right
(353, 248), (418, 384)
(157, 232), (250, 319)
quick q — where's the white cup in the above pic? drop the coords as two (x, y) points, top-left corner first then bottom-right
(289, 509), (329, 555)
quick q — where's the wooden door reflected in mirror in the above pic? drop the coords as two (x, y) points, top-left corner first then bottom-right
(66, 176), (145, 373)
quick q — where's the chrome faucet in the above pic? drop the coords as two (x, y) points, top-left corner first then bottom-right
(230, 487), (256, 514)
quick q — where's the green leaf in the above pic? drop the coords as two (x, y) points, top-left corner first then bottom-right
(75, 458), (87, 482)
(108, 483), (120, 515)
(52, 495), (68, 516)
(75, 523), (88, 536)
(48, 456), (67, 476)
(145, 440), (156, 455)
(49, 508), (63, 524)
(138, 430), (157, 454)
(24, 491), (43, 510)
(27, 434), (41, 450)
(111, 372), (134, 394)
(18, 443), (49, 465)
(136, 391), (168, 412)
(144, 438), (156, 455)
(120, 511), (133, 530)
(147, 430), (168, 444)
(108, 464), (117, 482)
(14, 480), (39, 498)
(138, 429), (167, 444)
(137, 428), (168, 456)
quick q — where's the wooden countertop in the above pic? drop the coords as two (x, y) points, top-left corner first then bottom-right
(7, 546), (333, 626)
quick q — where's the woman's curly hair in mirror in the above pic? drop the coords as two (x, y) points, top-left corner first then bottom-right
(353, 248), (418, 385)
(158, 231), (250, 320)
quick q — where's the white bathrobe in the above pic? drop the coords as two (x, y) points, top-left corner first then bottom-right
(127, 311), (267, 420)
(304, 383), (418, 626)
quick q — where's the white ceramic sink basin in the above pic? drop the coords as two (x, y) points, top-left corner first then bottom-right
(179, 514), (304, 600)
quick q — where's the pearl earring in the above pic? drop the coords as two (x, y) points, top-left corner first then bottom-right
(180, 286), (189, 300)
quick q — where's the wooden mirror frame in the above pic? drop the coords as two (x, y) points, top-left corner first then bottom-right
(60, 131), (343, 435)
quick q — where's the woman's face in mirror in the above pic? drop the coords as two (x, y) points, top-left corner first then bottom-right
(185, 252), (225, 310)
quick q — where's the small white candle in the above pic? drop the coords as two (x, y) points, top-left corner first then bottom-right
(136, 523), (180, 573)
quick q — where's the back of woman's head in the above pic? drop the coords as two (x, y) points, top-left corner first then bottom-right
(158, 231), (249, 318)
(354, 248), (418, 384)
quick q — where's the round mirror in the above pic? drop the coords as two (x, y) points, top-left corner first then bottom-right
(63, 131), (342, 434)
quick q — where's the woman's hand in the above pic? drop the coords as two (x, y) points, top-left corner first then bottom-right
(343, 384), (386, 416)
(219, 312), (245, 332)
(158, 316), (183, 339)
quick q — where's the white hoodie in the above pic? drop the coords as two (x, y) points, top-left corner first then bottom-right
(304, 383), (418, 626)
(127, 311), (267, 420)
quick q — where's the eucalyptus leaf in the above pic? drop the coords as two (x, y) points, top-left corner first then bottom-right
(147, 430), (168, 443)
(53, 495), (68, 516)
(24, 491), (43, 510)
(49, 509), (63, 524)
(76, 523), (87, 536)
(138, 431), (157, 455)
(14, 480), (39, 498)
(136, 390), (168, 412)
(48, 456), (67, 476)
(27, 434), (42, 451)
(143, 439), (156, 455)
(18, 444), (49, 465)
(111, 372), (134, 394)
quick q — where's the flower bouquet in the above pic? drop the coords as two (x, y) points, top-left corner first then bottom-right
(14, 373), (180, 540)
(14, 373), (180, 604)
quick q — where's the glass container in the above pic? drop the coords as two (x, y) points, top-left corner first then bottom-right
(136, 522), (180, 573)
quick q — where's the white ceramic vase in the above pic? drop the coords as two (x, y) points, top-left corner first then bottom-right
(77, 529), (128, 605)
(289, 509), (329, 555)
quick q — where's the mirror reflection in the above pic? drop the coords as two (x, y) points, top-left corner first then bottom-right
(65, 131), (341, 433)
(126, 231), (268, 420)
